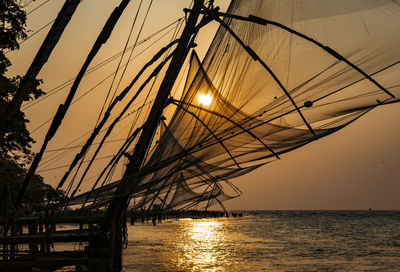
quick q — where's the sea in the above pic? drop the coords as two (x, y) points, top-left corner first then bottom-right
(122, 210), (400, 271)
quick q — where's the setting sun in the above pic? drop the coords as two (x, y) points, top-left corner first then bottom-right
(198, 93), (213, 106)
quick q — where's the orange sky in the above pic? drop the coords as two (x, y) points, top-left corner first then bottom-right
(8, 0), (400, 210)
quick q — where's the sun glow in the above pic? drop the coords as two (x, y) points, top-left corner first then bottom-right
(198, 93), (213, 106)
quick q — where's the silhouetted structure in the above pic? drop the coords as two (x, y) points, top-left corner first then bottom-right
(2, 0), (400, 271)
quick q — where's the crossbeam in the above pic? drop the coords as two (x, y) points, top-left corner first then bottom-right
(171, 100), (241, 168)
(102, 0), (205, 232)
(173, 99), (280, 159)
(201, 6), (318, 139)
(211, 10), (395, 99)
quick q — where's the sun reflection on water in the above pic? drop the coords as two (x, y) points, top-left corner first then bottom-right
(175, 219), (228, 272)
(189, 221), (221, 241)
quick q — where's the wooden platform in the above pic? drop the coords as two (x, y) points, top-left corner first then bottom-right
(1, 215), (113, 271)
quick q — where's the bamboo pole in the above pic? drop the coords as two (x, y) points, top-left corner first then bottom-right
(16, 0), (132, 210)
(0, 0), (81, 135)
(102, 0), (205, 232)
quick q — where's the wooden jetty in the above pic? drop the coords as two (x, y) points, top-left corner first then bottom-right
(0, 215), (118, 271)
(0, 208), (237, 271)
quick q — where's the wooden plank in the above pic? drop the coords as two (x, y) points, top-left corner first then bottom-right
(0, 257), (88, 270)
(0, 215), (103, 224)
(0, 232), (91, 244)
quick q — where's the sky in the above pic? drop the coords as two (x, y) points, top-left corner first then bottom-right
(7, 0), (400, 210)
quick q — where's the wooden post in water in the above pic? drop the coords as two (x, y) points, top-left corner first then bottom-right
(28, 219), (38, 254)
(110, 216), (123, 271)
(39, 219), (45, 254)
(101, 2), (204, 270)
(10, 218), (16, 260)
(2, 217), (7, 260)
(46, 220), (52, 253)
(102, 0), (204, 229)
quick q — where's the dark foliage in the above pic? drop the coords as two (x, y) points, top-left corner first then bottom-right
(0, 1), (64, 215)
(0, 0), (44, 165)
(0, 158), (66, 215)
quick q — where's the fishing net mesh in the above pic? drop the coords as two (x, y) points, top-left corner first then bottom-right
(67, 0), (400, 212)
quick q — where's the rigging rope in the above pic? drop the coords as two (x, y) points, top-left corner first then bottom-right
(16, 0), (132, 208)
(37, 155), (115, 173)
(54, 41), (178, 191)
(4, 19), (55, 54)
(23, 18), (183, 111)
(27, 0), (52, 15)
(38, 103), (154, 170)
(96, 0), (145, 125)
(108, 0), (154, 110)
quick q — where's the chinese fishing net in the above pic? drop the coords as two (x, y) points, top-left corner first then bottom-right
(67, 0), (400, 212)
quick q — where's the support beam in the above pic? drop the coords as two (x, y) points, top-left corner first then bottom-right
(173, 99), (280, 159)
(211, 10), (395, 99)
(82, 127), (142, 208)
(102, 0), (205, 232)
(1, 0), (81, 134)
(16, 0), (132, 209)
(56, 39), (179, 191)
(171, 100), (241, 168)
(202, 7), (318, 139)
(63, 51), (174, 198)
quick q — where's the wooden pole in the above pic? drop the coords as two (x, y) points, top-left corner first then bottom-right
(16, 0), (131, 210)
(101, 2), (204, 270)
(102, 0), (205, 232)
(10, 218), (16, 260)
(28, 219), (38, 254)
(39, 220), (45, 254)
(0, 0), (81, 134)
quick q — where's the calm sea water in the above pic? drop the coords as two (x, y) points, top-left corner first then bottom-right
(123, 210), (400, 271)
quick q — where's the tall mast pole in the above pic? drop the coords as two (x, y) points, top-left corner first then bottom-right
(0, 0), (81, 135)
(102, 0), (205, 231)
(15, 0), (131, 209)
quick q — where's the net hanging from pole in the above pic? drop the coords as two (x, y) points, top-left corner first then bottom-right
(66, 0), (400, 212)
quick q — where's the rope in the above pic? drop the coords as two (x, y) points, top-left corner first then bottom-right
(23, 18), (183, 111)
(96, 0), (144, 125)
(108, 0), (154, 109)
(27, 0), (52, 15)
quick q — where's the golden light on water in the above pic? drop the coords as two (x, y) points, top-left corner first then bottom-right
(177, 219), (227, 271)
(188, 221), (220, 242)
(198, 93), (213, 106)
(125, 217), (277, 271)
